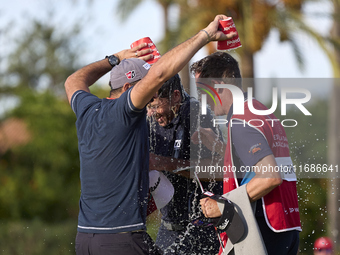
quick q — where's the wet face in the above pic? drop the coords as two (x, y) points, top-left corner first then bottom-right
(147, 97), (175, 127)
(210, 93), (225, 116)
(195, 78), (226, 116)
(205, 94), (225, 116)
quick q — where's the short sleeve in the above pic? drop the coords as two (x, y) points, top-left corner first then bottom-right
(126, 88), (145, 114)
(71, 90), (100, 117)
(231, 121), (273, 167)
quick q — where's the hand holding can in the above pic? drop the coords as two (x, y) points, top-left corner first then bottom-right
(217, 18), (242, 51)
(130, 37), (161, 64)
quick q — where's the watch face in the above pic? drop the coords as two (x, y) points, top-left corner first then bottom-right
(108, 55), (119, 66)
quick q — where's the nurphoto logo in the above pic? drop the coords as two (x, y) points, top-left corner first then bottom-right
(197, 83), (312, 128)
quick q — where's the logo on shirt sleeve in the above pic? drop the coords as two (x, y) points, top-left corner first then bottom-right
(249, 143), (261, 155)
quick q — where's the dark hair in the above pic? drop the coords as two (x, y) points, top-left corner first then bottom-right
(191, 52), (242, 88)
(190, 57), (208, 76)
(158, 74), (185, 100)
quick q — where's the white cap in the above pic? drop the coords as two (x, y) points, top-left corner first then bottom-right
(149, 170), (174, 209)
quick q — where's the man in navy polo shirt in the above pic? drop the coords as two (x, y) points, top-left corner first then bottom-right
(64, 14), (236, 255)
(147, 74), (222, 254)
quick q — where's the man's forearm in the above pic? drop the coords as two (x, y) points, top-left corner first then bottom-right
(149, 154), (191, 178)
(70, 59), (112, 89)
(153, 31), (208, 82)
(65, 45), (153, 104)
(153, 14), (231, 84)
(149, 154), (190, 171)
(65, 58), (112, 100)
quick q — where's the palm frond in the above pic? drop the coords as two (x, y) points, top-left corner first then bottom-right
(117, 0), (143, 21)
(289, 35), (305, 71)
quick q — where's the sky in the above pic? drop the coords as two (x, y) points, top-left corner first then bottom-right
(0, 0), (336, 110)
(0, 0), (334, 79)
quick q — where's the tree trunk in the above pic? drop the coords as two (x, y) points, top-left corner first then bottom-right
(240, 51), (255, 93)
(240, 51), (254, 78)
(178, 1), (191, 95)
(180, 64), (190, 95)
(160, 2), (169, 35)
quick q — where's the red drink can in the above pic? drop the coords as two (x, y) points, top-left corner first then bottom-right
(130, 37), (161, 64)
(217, 18), (242, 51)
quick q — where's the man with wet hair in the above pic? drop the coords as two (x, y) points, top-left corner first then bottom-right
(192, 52), (301, 255)
(147, 74), (222, 254)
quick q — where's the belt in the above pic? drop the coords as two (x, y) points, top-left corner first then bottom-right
(77, 230), (145, 235)
(161, 220), (188, 231)
(118, 230), (145, 234)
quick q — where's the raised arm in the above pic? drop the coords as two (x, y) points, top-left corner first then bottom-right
(64, 45), (153, 104)
(130, 14), (236, 109)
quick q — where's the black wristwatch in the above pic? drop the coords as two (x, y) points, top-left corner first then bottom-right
(105, 55), (120, 67)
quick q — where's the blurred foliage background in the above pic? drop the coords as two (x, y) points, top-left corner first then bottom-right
(0, 0), (339, 254)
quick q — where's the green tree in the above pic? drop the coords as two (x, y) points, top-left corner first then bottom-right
(284, 100), (329, 254)
(0, 18), (83, 221)
(0, 89), (80, 221)
(1, 19), (81, 95)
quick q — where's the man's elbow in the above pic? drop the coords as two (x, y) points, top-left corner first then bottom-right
(64, 76), (75, 103)
(64, 76), (73, 90)
(271, 177), (283, 188)
(148, 63), (170, 85)
(262, 176), (283, 191)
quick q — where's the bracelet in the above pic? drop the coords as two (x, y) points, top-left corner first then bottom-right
(200, 29), (211, 43)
